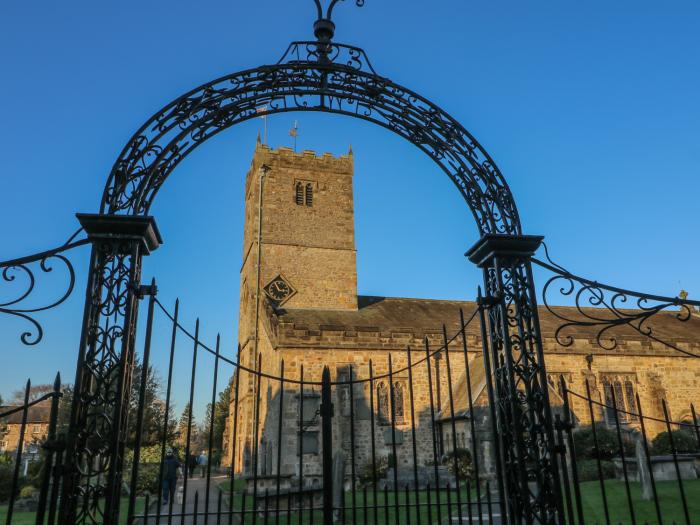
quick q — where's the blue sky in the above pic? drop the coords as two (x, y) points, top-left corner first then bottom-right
(1, 1), (699, 418)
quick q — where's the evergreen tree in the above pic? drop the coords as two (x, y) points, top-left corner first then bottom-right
(176, 403), (198, 451)
(198, 385), (230, 465)
(127, 359), (167, 447)
(213, 384), (230, 452)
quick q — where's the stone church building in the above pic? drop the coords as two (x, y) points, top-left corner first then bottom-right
(223, 140), (700, 487)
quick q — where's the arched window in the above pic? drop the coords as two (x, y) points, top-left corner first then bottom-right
(603, 379), (616, 425)
(601, 374), (638, 425)
(295, 182), (304, 205)
(393, 382), (405, 423)
(305, 183), (313, 206)
(377, 382), (389, 424)
(624, 380), (638, 420)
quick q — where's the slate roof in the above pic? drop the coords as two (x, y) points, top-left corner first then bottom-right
(273, 295), (700, 343)
(0, 401), (51, 425)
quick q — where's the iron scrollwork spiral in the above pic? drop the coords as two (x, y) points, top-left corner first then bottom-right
(312, 0), (365, 19)
(533, 245), (700, 357)
(0, 234), (88, 345)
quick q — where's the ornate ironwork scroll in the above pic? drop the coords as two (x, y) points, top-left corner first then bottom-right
(533, 247), (700, 357)
(0, 234), (88, 345)
(468, 235), (563, 523)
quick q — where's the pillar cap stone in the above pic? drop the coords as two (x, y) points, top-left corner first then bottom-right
(465, 234), (543, 268)
(76, 213), (162, 254)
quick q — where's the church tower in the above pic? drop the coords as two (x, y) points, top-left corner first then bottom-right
(238, 140), (358, 349)
(230, 140), (357, 473)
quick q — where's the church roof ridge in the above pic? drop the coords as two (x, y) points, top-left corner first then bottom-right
(358, 294), (476, 306)
(269, 293), (700, 348)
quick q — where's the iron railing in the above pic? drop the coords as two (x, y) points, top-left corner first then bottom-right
(2, 237), (700, 524)
(553, 376), (700, 525)
(2, 280), (700, 524)
(118, 294), (501, 525)
(0, 375), (62, 525)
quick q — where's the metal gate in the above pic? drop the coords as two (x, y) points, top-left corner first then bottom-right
(118, 290), (506, 525)
(2, 241), (700, 524)
(2, 1), (700, 524)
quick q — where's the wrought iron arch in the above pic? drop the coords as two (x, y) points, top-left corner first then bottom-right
(100, 42), (520, 235)
(61, 3), (562, 524)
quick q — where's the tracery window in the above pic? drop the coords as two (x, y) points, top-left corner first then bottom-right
(546, 372), (572, 399)
(393, 381), (405, 423)
(601, 374), (638, 425)
(377, 382), (389, 424)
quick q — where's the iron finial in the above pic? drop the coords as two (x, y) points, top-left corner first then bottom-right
(312, 0), (365, 43)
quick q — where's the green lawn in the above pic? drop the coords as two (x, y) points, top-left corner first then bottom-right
(0, 497), (145, 525)
(217, 480), (490, 525)
(1, 480), (693, 525)
(216, 478), (700, 525)
(576, 479), (700, 525)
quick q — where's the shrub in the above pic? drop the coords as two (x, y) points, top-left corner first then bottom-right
(573, 426), (635, 460)
(124, 444), (169, 465)
(0, 463), (19, 503)
(122, 444), (181, 496)
(135, 464), (160, 495)
(19, 485), (38, 499)
(443, 448), (474, 481)
(576, 459), (615, 482)
(651, 430), (700, 455)
(358, 456), (388, 487)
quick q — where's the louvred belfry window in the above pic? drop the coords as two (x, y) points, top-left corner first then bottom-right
(295, 182), (304, 205)
(294, 181), (314, 206)
(305, 183), (313, 206)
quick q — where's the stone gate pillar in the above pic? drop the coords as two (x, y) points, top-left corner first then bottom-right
(59, 213), (161, 525)
(467, 234), (563, 524)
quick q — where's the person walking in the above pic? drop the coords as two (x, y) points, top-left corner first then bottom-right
(162, 448), (181, 506)
(198, 451), (208, 478)
(188, 453), (197, 478)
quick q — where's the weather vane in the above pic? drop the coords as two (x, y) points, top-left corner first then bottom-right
(312, 0), (365, 43)
(289, 120), (299, 152)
